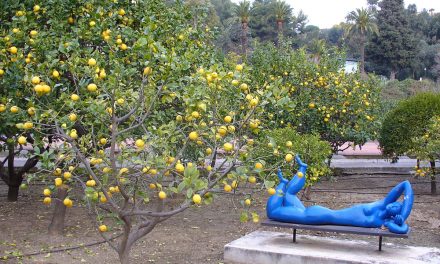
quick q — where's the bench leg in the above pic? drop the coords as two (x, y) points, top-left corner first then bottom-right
(293, 229), (296, 243)
(379, 236), (382, 251)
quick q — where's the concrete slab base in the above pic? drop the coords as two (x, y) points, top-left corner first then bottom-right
(224, 231), (440, 264)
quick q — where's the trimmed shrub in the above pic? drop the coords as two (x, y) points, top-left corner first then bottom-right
(379, 92), (440, 159)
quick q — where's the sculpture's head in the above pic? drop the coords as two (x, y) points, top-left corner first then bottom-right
(386, 202), (402, 216)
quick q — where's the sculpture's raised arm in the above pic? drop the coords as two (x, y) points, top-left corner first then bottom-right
(383, 180), (414, 220)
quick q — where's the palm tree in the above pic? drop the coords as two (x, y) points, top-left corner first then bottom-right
(273, 0), (291, 44)
(235, 0), (250, 57)
(345, 8), (378, 75)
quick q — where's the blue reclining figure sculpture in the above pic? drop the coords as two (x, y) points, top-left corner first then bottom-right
(267, 155), (414, 234)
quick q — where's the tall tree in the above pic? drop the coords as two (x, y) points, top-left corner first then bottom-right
(273, 0), (291, 44)
(235, 0), (251, 57)
(345, 8), (378, 75)
(367, 0), (417, 80)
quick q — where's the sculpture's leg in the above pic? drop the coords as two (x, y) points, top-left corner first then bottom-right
(267, 181), (288, 215)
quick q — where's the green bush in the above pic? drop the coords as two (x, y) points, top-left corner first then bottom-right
(379, 92), (440, 159)
(253, 128), (332, 186)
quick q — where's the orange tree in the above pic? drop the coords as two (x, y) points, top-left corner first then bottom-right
(249, 42), (381, 154)
(0, 1), (275, 263)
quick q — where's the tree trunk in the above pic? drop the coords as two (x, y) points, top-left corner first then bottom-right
(390, 69), (397, 80)
(6, 143), (22, 202)
(118, 246), (131, 264)
(7, 186), (19, 202)
(48, 187), (68, 235)
(430, 160), (437, 195)
(241, 22), (248, 58)
(360, 34), (366, 76)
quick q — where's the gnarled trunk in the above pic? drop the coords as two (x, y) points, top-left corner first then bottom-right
(430, 160), (437, 195)
(48, 187), (68, 235)
(5, 143), (23, 202)
(7, 186), (20, 202)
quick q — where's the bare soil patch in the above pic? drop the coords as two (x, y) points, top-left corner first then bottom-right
(1, 173), (439, 263)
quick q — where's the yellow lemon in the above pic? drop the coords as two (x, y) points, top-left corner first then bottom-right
(99, 224), (108, 232)
(43, 197), (51, 205)
(31, 76), (40, 85)
(86, 180), (96, 187)
(27, 107), (36, 115)
(224, 115), (232, 123)
(43, 189), (51, 196)
(52, 70), (60, 78)
(223, 143), (233, 152)
(71, 94), (80, 101)
(192, 194), (202, 204)
(18, 136), (27, 145)
(88, 58), (97, 66)
(87, 83), (97, 92)
(69, 113), (77, 122)
(175, 163), (185, 173)
(135, 139), (145, 148)
(9, 46), (18, 54)
(158, 191), (167, 199)
(268, 188), (276, 195)
(248, 176), (256, 184)
(189, 131), (198, 141)
(206, 148), (212, 155)
(63, 171), (72, 180)
(55, 177), (63, 187)
(143, 66), (152, 75)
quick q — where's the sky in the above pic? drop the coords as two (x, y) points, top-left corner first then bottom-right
(288, 0), (440, 28)
(286, 0), (440, 28)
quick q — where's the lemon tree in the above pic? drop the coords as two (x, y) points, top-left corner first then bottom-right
(252, 128), (332, 187)
(409, 116), (440, 195)
(0, 1), (270, 263)
(0, 2), (58, 201)
(250, 42), (381, 153)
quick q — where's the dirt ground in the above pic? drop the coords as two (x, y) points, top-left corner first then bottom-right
(0, 173), (439, 264)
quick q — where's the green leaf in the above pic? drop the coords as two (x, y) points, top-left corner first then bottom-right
(186, 188), (193, 199)
(240, 211), (249, 223)
(177, 181), (186, 193)
(264, 180), (275, 189)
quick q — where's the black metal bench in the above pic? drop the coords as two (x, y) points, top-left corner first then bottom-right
(261, 219), (410, 251)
